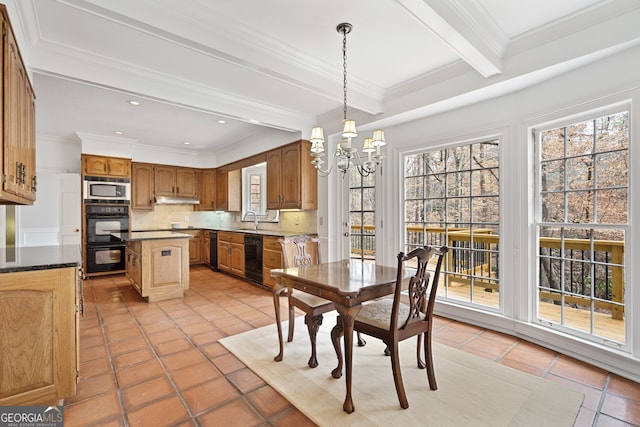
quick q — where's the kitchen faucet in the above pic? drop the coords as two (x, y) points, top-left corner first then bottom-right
(243, 211), (259, 230)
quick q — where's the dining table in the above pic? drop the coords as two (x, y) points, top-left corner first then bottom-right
(274, 259), (400, 413)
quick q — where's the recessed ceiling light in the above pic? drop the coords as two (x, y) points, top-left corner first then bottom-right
(114, 131), (123, 135)
(128, 100), (141, 106)
(183, 141), (191, 145)
(217, 120), (226, 124)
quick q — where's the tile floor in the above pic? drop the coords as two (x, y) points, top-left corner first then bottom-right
(64, 266), (640, 427)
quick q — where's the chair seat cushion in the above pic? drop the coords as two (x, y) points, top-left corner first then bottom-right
(355, 299), (421, 330)
(292, 291), (333, 309)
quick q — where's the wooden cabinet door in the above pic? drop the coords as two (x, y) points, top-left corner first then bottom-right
(0, 267), (78, 405)
(218, 239), (231, 272)
(175, 167), (197, 197)
(106, 158), (131, 178)
(154, 165), (176, 196)
(280, 143), (302, 209)
(216, 167), (228, 211)
(83, 155), (109, 176)
(263, 236), (283, 289)
(22, 83), (36, 201)
(227, 169), (241, 212)
(266, 149), (282, 209)
(131, 163), (154, 210)
(230, 242), (245, 277)
(184, 230), (201, 264)
(198, 169), (216, 211)
(3, 25), (21, 198)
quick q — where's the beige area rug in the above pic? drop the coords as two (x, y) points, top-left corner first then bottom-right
(220, 314), (584, 427)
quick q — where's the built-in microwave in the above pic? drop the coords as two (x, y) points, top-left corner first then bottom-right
(83, 176), (131, 203)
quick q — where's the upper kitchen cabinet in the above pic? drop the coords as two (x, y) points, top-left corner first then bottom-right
(131, 162), (154, 211)
(215, 167), (228, 211)
(82, 154), (131, 179)
(0, 5), (36, 205)
(266, 140), (317, 210)
(154, 166), (197, 198)
(197, 168), (217, 211)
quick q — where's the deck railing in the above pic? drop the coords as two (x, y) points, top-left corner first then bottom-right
(353, 225), (625, 319)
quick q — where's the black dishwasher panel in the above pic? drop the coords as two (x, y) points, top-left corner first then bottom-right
(209, 230), (219, 271)
(244, 234), (263, 284)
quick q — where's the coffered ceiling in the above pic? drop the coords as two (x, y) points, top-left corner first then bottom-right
(7, 0), (640, 157)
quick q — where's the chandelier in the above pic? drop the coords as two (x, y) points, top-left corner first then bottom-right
(309, 23), (385, 177)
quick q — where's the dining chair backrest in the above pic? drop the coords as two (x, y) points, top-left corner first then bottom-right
(392, 245), (448, 332)
(278, 236), (321, 269)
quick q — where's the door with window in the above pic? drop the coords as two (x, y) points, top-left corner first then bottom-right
(348, 167), (376, 261)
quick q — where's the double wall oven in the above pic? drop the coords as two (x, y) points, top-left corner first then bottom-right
(83, 176), (130, 276)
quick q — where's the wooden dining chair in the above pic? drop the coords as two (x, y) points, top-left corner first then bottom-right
(330, 245), (448, 409)
(272, 236), (365, 368)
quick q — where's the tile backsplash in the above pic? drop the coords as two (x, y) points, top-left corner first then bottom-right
(131, 205), (317, 235)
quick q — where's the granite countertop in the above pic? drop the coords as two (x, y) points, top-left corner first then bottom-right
(116, 231), (195, 242)
(132, 227), (311, 238)
(0, 244), (81, 273)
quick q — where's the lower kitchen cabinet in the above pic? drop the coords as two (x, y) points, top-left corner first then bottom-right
(125, 236), (190, 302)
(218, 231), (244, 277)
(0, 267), (80, 405)
(182, 230), (202, 264)
(263, 236), (283, 289)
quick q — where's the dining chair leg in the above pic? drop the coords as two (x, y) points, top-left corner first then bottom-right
(424, 331), (438, 390)
(330, 316), (344, 379)
(356, 332), (366, 347)
(416, 334), (426, 369)
(272, 283), (288, 362)
(287, 294), (296, 342)
(305, 314), (323, 368)
(389, 341), (409, 409)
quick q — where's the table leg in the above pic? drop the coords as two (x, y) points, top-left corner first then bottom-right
(272, 282), (288, 362)
(333, 303), (362, 414)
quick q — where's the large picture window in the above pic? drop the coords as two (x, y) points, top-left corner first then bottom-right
(404, 139), (500, 309)
(535, 109), (628, 346)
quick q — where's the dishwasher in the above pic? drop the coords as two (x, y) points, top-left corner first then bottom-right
(209, 230), (219, 271)
(244, 234), (263, 284)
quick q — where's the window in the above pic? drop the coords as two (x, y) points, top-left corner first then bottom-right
(535, 110), (628, 346)
(404, 139), (500, 309)
(242, 163), (266, 217)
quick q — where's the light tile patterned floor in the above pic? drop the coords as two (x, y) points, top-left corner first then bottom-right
(64, 266), (640, 426)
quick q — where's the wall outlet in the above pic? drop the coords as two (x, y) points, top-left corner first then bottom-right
(184, 215), (189, 222)
(295, 216), (299, 226)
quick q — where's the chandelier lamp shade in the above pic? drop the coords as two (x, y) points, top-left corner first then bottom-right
(310, 23), (385, 177)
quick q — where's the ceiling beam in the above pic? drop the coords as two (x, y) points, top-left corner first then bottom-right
(394, 0), (507, 78)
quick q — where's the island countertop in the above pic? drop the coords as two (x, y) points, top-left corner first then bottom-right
(116, 231), (195, 241)
(0, 244), (81, 273)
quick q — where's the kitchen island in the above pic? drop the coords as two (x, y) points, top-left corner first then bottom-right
(119, 231), (193, 302)
(0, 245), (81, 405)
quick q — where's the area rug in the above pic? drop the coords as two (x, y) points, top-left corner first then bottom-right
(220, 315), (584, 426)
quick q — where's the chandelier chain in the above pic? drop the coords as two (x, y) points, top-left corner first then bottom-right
(342, 25), (348, 120)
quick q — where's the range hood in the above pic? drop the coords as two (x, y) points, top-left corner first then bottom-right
(154, 196), (200, 205)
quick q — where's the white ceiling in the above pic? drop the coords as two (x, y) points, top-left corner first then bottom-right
(8, 0), (640, 157)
